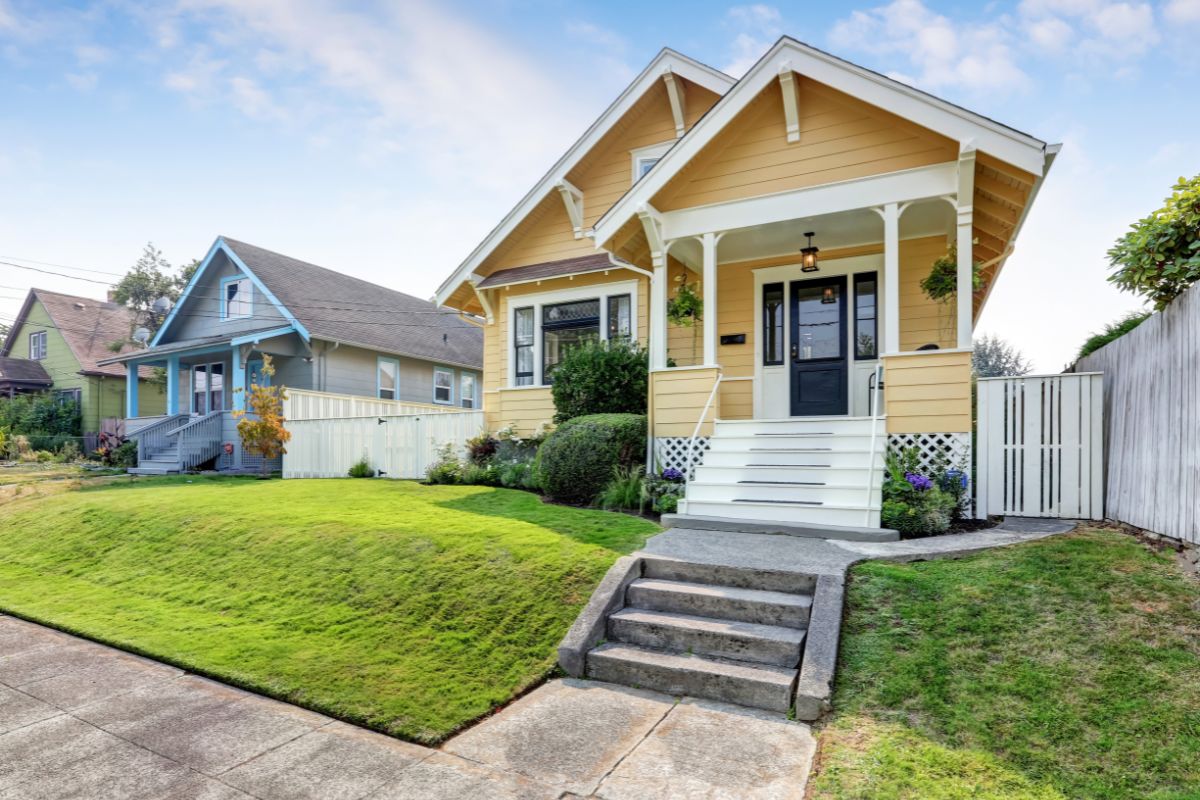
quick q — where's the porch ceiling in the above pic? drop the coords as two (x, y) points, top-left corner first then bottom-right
(670, 198), (953, 267)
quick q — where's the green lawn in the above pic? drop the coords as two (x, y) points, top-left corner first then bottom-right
(0, 476), (657, 743)
(809, 529), (1200, 800)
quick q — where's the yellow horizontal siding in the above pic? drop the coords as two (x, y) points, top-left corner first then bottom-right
(651, 367), (719, 437)
(883, 351), (971, 433)
(488, 388), (556, 436)
(899, 236), (957, 351)
(719, 380), (752, 420)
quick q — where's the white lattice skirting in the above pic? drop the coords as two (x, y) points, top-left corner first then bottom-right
(653, 436), (710, 477)
(887, 432), (975, 517)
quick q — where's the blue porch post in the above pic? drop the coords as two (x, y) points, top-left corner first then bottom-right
(166, 355), (180, 415)
(125, 361), (139, 418)
(231, 346), (246, 412)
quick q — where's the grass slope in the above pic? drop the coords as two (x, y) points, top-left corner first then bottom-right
(810, 529), (1200, 799)
(0, 476), (657, 743)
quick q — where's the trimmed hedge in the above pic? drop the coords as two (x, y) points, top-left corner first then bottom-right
(537, 413), (646, 505)
(550, 341), (648, 423)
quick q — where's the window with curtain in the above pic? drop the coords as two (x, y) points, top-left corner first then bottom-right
(542, 299), (600, 383)
(460, 373), (477, 408)
(854, 273), (878, 359)
(434, 369), (454, 404)
(762, 283), (784, 365)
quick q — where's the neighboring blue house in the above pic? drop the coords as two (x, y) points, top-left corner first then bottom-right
(101, 236), (483, 473)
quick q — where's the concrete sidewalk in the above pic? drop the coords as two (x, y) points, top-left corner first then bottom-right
(0, 615), (815, 799)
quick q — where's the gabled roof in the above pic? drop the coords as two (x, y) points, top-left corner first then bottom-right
(156, 237), (483, 370)
(0, 356), (52, 388)
(593, 36), (1054, 247)
(434, 48), (735, 306)
(0, 289), (147, 378)
(475, 254), (615, 289)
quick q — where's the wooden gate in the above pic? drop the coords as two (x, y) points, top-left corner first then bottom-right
(976, 373), (1103, 519)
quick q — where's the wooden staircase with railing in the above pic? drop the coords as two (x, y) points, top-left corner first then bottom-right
(128, 412), (224, 475)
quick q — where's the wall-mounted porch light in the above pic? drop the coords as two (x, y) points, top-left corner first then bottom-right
(800, 231), (820, 272)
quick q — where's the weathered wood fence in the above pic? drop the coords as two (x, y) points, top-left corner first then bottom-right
(976, 373), (1104, 520)
(283, 410), (484, 479)
(1075, 285), (1200, 544)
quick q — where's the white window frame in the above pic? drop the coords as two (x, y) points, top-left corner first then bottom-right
(433, 367), (455, 405)
(220, 276), (254, 321)
(505, 279), (639, 389)
(377, 357), (399, 400)
(460, 373), (477, 409)
(28, 331), (47, 360)
(630, 141), (673, 184)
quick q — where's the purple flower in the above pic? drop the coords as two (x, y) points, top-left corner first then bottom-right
(905, 472), (933, 492)
(662, 468), (685, 483)
(945, 469), (968, 489)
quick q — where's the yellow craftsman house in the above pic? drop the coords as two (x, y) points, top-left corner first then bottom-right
(436, 38), (1057, 528)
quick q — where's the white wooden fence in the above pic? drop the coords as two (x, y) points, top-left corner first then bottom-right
(283, 411), (484, 479)
(283, 388), (464, 421)
(1075, 285), (1200, 544)
(976, 373), (1104, 519)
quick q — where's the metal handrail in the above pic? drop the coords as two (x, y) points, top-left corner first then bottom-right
(683, 372), (723, 483)
(863, 363), (885, 525)
(130, 414), (189, 463)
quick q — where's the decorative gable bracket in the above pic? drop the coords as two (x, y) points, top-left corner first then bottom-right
(556, 179), (586, 239)
(662, 70), (687, 138)
(778, 64), (801, 143)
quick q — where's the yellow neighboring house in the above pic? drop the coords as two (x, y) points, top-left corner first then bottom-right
(435, 38), (1057, 528)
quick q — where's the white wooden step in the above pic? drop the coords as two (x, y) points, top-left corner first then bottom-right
(687, 482), (872, 505)
(692, 465), (872, 484)
(714, 417), (879, 436)
(709, 436), (880, 452)
(681, 499), (880, 528)
(701, 449), (882, 469)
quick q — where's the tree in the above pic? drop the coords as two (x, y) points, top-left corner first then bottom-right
(0, 321), (9, 345)
(1108, 174), (1200, 310)
(972, 334), (1033, 377)
(234, 354), (290, 477)
(110, 243), (193, 341)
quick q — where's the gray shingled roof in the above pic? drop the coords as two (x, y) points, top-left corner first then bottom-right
(0, 356), (52, 388)
(222, 238), (483, 370)
(475, 253), (614, 289)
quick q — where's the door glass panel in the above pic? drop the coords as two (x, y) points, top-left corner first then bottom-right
(208, 363), (224, 412)
(762, 283), (784, 365)
(192, 365), (208, 414)
(854, 275), (878, 359)
(795, 283), (842, 361)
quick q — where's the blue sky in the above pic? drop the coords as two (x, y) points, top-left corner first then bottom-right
(1, 0), (1198, 369)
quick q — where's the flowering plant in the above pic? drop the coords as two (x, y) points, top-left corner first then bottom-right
(905, 472), (933, 492)
(661, 467), (685, 483)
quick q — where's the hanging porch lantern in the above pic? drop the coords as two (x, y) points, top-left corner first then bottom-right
(800, 231), (820, 272)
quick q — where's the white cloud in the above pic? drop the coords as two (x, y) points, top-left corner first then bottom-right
(229, 76), (285, 120)
(1024, 16), (1074, 52)
(1165, 0), (1200, 23)
(723, 5), (783, 77)
(75, 44), (111, 65)
(829, 0), (1028, 93)
(0, 1), (18, 33)
(163, 49), (227, 96)
(565, 21), (626, 51)
(65, 71), (98, 91)
(1018, 0), (1160, 57)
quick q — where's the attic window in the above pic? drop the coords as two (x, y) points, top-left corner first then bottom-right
(630, 141), (673, 184)
(29, 331), (47, 360)
(221, 277), (253, 320)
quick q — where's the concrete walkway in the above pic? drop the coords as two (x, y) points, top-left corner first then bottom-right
(0, 615), (815, 799)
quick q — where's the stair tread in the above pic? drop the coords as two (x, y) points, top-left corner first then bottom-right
(611, 608), (807, 644)
(696, 499), (879, 509)
(630, 579), (813, 608)
(588, 642), (797, 684)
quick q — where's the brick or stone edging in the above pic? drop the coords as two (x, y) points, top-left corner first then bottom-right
(558, 556), (643, 677)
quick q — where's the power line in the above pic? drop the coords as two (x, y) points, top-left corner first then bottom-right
(0, 261), (114, 286)
(0, 254), (126, 277)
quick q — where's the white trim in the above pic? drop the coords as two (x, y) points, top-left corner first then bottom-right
(28, 330), (46, 360)
(434, 51), (734, 307)
(663, 70), (687, 137)
(649, 364), (722, 374)
(433, 366), (455, 405)
(459, 371), (478, 409)
(956, 146), (976, 347)
(556, 179), (585, 239)
(631, 141), (674, 184)
(593, 37), (1048, 246)
(657, 162), (958, 241)
(885, 347), (974, 357)
(504, 279), (639, 388)
(778, 67), (800, 143)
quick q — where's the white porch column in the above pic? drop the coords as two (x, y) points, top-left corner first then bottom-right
(956, 147), (977, 349)
(125, 361), (139, 418)
(882, 202), (901, 355)
(649, 256), (668, 369)
(701, 232), (717, 366)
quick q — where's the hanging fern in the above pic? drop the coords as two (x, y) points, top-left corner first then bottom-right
(921, 243), (983, 304)
(667, 278), (703, 326)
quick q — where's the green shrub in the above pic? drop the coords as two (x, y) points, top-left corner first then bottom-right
(0, 394), (81, 439)
(465, 431), (498, 465)
(1077, 310), (1152, 360)
(537, 413), (647, 505)
(110, 441), (138, 468)
(459, 462), (501, 486)
(645, 470), (686, 515)
(881, 447), (964, 536)
(424, 443), (462, 485)
(57, 440), (81, 463)
(498, 461), (540, 491)
(550, 341), (648, 423)
(597, 466), (646, 512)
(348, 458), (375, 478)
(656, 494), (679, 514)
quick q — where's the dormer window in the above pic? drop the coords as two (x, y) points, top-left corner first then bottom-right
(221, 276), (253, 320)
(630, 141), (673, 185)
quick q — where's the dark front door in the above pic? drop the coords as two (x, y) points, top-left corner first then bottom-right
(790, 276), (848, 416)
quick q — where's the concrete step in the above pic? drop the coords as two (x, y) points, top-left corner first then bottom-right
(660, 513), (900, 543)
(626, 578), (812, 626)
(701, 450), (882, 469)
(714, 417), (878, 436)
(687, 481), (870, 505)
(128, 466), (177, 475)
(681, 499), (880, 528)
(586, 643), (798, 713)
(609, 608), (805, 667)
(641, 556), (817, 594)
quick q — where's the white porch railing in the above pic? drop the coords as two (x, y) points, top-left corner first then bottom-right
(283, 388), (465, 422)
(862, 363), (885, 525)
(130, 414), (189, 462)
(683, 372), (722, 482)
(168, 411), (224, 470)
(283, 411), (485, 480)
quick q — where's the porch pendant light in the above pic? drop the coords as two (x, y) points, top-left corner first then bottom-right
(800, 231), (820, 272)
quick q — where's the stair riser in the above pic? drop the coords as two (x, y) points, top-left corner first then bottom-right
(609, 614), (802, 667)
(701, 451), (882, 469)
(626, 584), (810, 627)
(586, 651), (795, 713)
(692, 465), (868, 484)
(709, 435), (880, 452)
(681, 500), (880, 529)
(687, 483), (871, 505)
(641, 558), (816, 594)
(714, 419), (877, 436)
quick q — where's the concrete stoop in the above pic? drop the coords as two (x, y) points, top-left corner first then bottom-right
(558, 553), (840, 720)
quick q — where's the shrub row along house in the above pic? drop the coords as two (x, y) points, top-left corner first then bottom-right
(435, 37), (1057, 528)
(94, 236), (483, 473)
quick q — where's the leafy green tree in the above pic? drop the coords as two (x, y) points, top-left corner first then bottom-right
(1108, 174), (1200, 309)
(110, 243), (194, 340)
(972, 334), (1032, 377)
